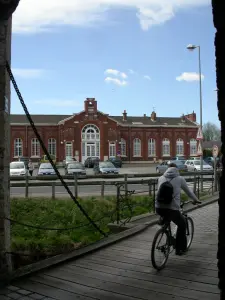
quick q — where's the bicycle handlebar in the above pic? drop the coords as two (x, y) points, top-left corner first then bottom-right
(180, 200), (202, 208)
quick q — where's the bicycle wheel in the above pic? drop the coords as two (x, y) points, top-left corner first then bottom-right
(186, 216), (194, 249)
(151, 228), (170, 270)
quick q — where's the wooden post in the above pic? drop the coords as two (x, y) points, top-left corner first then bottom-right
(52, 182), (55, 200)
(25, 174), (29, 198)
(116, 185), (120, 224)
(148, 180), (152, 196)
(74, 173), (78, 198)
(0, 18), (12, 275)
(124, 174), (128, 198)
(193, 174), (197, 195)
(101, 181), (105, 197)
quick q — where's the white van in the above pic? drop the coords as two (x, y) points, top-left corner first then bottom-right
(10, 161), (28, 176)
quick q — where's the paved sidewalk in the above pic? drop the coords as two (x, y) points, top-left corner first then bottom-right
(0, 203), (219, 299)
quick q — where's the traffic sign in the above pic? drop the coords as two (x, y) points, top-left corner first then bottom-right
(196, 127), (203, 140)
(212, 145), (219, 158)
(197, 142), (202, 156)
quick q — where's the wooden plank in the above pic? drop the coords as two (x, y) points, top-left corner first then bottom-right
(58, 263), (219, 295)
(18, 274), (190, 300)
(77, 256), (218, 285)
(39, 267), (219, 300)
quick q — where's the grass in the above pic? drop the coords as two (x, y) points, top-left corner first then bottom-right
(11, 195), (153, 258)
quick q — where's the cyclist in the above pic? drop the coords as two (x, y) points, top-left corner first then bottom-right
(155, 163), (199, 256)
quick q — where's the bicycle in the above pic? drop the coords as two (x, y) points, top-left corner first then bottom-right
(151, 200), (201, 270)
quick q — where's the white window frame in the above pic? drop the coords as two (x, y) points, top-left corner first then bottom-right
(133, 138), (141, 157)
(120, 138), (126, 156)
(31, 138), (40, 157)
(190, 138), (197, 156)
(109, 142), (116, 157)
(162, 138), (170, 156)
(176, 138), (184, 156)
(48, 138), (56, 156)
(148, 138), (156, 157)
(14, 138), (23, 157)
(65, 142), (73, 157)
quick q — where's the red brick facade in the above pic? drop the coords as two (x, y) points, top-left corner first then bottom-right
(10, 98), (199, 163)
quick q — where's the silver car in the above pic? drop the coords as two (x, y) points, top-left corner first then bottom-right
(185, 160), (213, 172)
(66, 163), (86, 176)
(38, 163), (56, 175)
(94, 161), (119, 175)
(156, 160), (188, 174)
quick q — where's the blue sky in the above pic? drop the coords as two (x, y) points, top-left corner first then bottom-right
(11, 0), (218, 125)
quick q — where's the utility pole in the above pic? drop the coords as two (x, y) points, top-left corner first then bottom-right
(0, 0), (20, 279)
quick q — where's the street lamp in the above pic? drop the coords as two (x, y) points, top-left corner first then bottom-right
(187, 44), (203, 191)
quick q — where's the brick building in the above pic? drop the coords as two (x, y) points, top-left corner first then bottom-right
(10, 98), (199, 163)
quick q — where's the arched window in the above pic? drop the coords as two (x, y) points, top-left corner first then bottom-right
(133, 138), (141, 157)
(81, 124), (100, 159)
(176, 138), (184, 156)
(162, 138), (170, 156)
(109, 142), (116, 157)
(31, 138), (40, 157)
(148, 138), (156, 156)
(190, 139), (197, 156)
(14, 138), (23, 157)
(120, 138), (126, 156)
(81, 124), (100, 141)
(48, 138), (56, 156)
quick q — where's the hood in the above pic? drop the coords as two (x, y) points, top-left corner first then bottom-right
(163, 167), (180, 179)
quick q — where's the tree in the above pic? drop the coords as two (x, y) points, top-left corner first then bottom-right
(212, 1), (225, 299)
(203, 122), (220, 141)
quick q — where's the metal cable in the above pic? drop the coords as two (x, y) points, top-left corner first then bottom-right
(6, 62), (106, 237)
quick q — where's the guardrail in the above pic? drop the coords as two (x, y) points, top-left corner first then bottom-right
(10, 171), (219, 199)
(10, 171), (215, 181)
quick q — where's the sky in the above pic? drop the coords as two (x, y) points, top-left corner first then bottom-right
(10, 0), (219, 126)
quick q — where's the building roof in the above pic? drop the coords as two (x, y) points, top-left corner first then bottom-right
(10, 113), (198, 127)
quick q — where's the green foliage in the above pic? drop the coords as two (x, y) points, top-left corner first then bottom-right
(11, 196), (153, 255)
(203, 122), (220, 141)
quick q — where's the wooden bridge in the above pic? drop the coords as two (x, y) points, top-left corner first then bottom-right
(0, 202), (219, 300)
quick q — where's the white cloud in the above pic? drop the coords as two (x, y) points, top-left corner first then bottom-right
(12, 68), (46, 79)
(176, 72), (205, 82)
(105, 77), (128, 86)
(34, 100), (82, 107)
(12, 0), (209, 34)
(144, 75), (151, 80)
(105, 69), (127, 79)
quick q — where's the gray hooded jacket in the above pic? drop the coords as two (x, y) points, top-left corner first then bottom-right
(155, 167), (199, 211)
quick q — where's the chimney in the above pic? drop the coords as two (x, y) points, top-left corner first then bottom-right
(122, 110), (127, 121)
(151, 111), (156, 121)
(181, 114), (186, 122)
(143, 114), (146, 118)
(185, 111), (196, 122)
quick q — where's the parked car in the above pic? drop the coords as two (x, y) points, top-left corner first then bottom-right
(10, 161), (28, 176)
(63, 156), (76, 168)
(65, 162), (86, 176)
(38, 163), (56, 175)
(94, 161), (119, 175)
(39, 155), (56, 165)
(108, 156), (122, 168)
(171, 156), (186, 161)
(84, 157), (100, 168)
(185, 160), (213, 172)
(18, 156), (29, 168)
(204, 156), (220, 168)
(168, 158), (186, 165)
(156, 160), (188, 174)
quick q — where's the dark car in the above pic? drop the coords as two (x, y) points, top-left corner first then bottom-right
(84, 157), (100, 168)
(94, 161), (119, 175)
(108, 156), (122, 168)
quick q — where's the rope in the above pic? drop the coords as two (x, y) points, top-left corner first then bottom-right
(6, 62), (106, 237)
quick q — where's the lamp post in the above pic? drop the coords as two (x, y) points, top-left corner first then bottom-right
(187, 44), (203, 192)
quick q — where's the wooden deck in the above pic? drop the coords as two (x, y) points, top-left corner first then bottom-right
(1, 203), (220, 300)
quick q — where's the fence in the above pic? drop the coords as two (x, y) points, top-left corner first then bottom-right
(10, 171), (219, 200)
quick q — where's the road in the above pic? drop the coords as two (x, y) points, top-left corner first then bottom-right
(10, 181), (213, 198)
